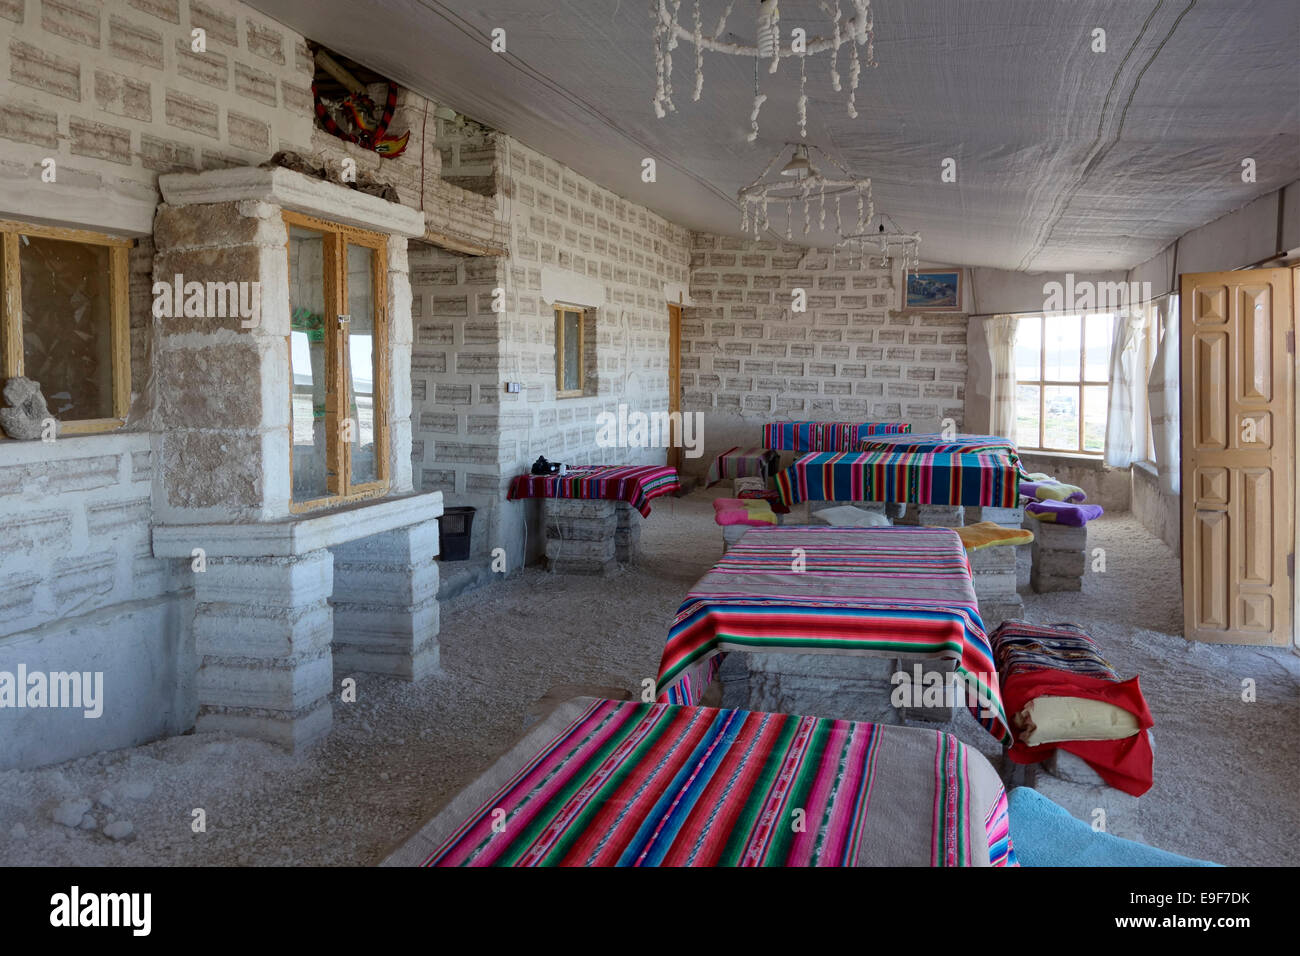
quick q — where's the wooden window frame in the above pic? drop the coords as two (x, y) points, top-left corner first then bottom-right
(1018, 312), (1113, 456)
(283, 210), (390, 513)
(0, 219), (132, 437)
(555, 305), (586, 399)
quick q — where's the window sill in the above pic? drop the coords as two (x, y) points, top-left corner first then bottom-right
(1018, 450), (1109, 471)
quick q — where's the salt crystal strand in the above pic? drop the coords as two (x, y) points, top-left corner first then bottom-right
(797, 55), (808, 138)
(715, 0), (736, 36)
(693, 1), (704, 101)
(652, 9), (666, 118)
(802, 197), (811, 236)
(835, 194), (843, 235)
(746, 91), (767, 142)
(785, 203), (792, 240)
(768, 7), (781, 74)
(847, 42), (860, 119)
(667, 0), (681, 50)
(830, 0), (843, 91)
(818, 188), (827, 231)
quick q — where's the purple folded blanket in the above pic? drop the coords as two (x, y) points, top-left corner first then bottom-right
(1025, 500), (1104, 527)
(1019, 480), (1087, 503)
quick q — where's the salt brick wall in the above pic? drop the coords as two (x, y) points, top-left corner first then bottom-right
(409, 242), (504, 557)
(495, 139), (691, 563)
(683, 232), (969, 476)
(0, 0), (448, 620)
(404, 136), (692, 566)
(0, 0), (442, 219)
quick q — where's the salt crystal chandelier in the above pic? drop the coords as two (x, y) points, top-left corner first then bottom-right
(738, 142), (873, 241)
(842, 213), (922, 272)
(652, 0), (878, 141)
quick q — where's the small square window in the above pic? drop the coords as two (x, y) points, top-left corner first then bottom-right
(0, 222), (131, 436)
(555, 306), (586, 398)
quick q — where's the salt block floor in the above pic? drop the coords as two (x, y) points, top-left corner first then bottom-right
(0, 490), (1297, 866)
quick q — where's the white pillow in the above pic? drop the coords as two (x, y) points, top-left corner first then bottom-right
(1017, 695), (1140, 746)
(812, 505), (892, 528)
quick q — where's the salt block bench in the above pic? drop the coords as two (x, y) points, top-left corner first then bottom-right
(713, 497), (779, 550)
(990, 620), (1154, 797)
(1027, 510), (1102, 592)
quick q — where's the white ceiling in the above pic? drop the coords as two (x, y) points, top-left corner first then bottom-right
(246, 0), (1300, 271)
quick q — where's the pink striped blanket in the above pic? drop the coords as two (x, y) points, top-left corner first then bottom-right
(381, 698), (1016, 867)
(507, 464), (680, 517)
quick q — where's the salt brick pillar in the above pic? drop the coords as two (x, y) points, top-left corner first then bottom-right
(192, 550), (335, 749)
(330, 519), (441, 680)
(614, 502), (640, 564)
(1030, 521), (1088, 592)
(545, 499), (617, 575)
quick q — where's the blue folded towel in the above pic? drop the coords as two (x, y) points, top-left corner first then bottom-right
(1007, 787), (1219, 867)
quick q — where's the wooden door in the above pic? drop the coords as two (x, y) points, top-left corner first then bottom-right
(667, 303), (682, 472)
(1181, 269), (1294, 645)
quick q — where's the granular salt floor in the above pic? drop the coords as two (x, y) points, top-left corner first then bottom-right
(1, 491), (1297, 866)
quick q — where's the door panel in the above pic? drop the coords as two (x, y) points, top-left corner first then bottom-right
(667, 303), (682, 473)
(1181, 268), (1293, 645)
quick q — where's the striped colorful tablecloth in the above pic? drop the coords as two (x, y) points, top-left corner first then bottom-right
(705, 446), (780, 487)
(858, 433), (1019, 456)
(655, 526), (1011, 745)
(507, 465), (680, 517)
(382, 698), (1016, 867)
(776, 449), (1021, 507)
(762, 421), (911, 452)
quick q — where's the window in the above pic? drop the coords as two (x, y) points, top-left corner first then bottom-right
(1015, 312), (1114, 454)
(555, 305), (585, 398)
(0, 220), (131, 436)
(284, 210), (389, 511)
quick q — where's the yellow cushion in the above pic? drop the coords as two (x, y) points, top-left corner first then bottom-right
(951, 521), (1034, 551)
(1017, 695), (1141, 746)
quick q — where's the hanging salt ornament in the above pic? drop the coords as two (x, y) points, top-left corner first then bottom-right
(797, 54), (808, 138)
(830, 0), (843, 91)
(847, 43), (860, 119)
(692, 1), (704, 101)
(747, 92), (767, 142)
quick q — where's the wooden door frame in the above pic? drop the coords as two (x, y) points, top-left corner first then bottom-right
(667, 301), (682, 472)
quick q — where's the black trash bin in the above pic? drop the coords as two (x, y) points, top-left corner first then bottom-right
(437, 506), (476, 561)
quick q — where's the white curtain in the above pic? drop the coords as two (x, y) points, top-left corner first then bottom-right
(985, 314), (1018, 442)
(1104, 309), (1146, 466)
(1147, 295), (1181, 494)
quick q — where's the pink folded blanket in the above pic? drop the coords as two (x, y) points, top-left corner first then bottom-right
(713, 497), (778, 527)
(1025, 500), (1104, 527)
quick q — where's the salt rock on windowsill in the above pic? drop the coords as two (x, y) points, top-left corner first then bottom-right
(0, 376), (54, 441)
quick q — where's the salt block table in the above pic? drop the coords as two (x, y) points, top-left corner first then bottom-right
(655, 525), (1011, 745)
(506, 465), (680, 574)
(762, 420), (910, 452)
(380, 697), (1016, 867)
(704, 446), (781, 486)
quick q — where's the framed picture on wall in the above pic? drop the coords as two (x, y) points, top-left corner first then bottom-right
(905, 270), (962, 311)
